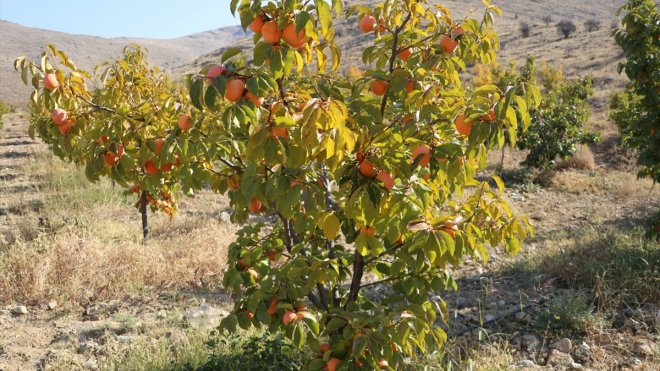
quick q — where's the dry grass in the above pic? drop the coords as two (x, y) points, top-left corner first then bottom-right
(0, 152), (236, 306)
(556, 145), (596, 170)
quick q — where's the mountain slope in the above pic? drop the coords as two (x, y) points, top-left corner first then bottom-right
(0, 20), (245, 105)
(176, 0), (625, 79)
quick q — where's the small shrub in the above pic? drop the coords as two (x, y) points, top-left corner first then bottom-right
(556, 144), (595, 170)
(198, 332), (308, 371)
(556, 20), (577, 38)
(584, 19), (601, 32)
(520, 22), (531, 38)
(542, 15), (553, 26)
(532, 291), (602, 337)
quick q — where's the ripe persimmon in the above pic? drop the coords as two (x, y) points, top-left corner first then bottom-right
(262, 21), (282, 44)
(481, 109), (496, 122)
(248, 15), (265, 33)
(268, 298), (278, 316)
(402, 114), (416, 125)
(358, 160), (375, 177)
(270, 127), (289, 139)
(359, 15), (376, 33)
(144, 159), (160, 175)
(154, 138), (165, 154)
(57, 119), (74, 135)
(325, 358), (341, 371)
(376, 170), (395, 190)
(50, 108), (68, 126)
(245, 91), (264, 106)
(249, 197), (262, 213)
(320, 343), (331, 353)
(455, 114), (472, 136)
(225, 79), (246, 102)
(371, 79), (388, 96)
(283, 23), (307, 49)
(178, 114), (193, 131)
(104, 144), (124, 166)
(451, 26), (466, 38)
(412, 144), (431, 166)
(360, 226), (376, 238)
(398, 48), (412, 62)
(43, 73), (59, 90)
(206, 65), (226, 78)
(440, 36), (458, 53)
(406, 80), (414, 93)
(282, 310), (297, 325)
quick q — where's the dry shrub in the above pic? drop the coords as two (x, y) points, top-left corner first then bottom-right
(556, 145), (596, 170)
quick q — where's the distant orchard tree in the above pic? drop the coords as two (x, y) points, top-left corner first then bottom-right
(584, 19), (601, 32)
(557, 20), (577, 38)
(520, 22), (531, 38)
(542, 16), (553, 26)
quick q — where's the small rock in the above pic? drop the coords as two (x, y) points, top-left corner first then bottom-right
(47, 300), (58, 310)
(487, 301), (498, 309)
(522, 334), (539, 352)
(552, 338), (573, 353)
(116, 335), (133, 344)
(219, 212), (231, 223)
(547, 349), (575, 367)
(497, 300), (505, 307)
(515, 359), (536, 368)
(157, 310), (167, 319)
(570, 362), (583, 369)
(579, 341), (590, 351)
(635, 340), (656, 357)
(593, 333), (611, 345)
(514, 312), (527, 322)
(484, 314), (496, 322)
(83, 357), (98, 370)
(12, 305), (28, 315)
(78, 341), (99, 354)
(456, 296), (467, 308)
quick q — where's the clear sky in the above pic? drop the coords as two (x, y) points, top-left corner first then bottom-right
(0, 0), (241, 39)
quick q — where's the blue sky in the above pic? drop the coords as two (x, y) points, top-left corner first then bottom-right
(0, 0), (241, 39)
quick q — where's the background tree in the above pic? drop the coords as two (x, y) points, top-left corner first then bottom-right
(474, 58), (599, 170)
(520, 22), (531, 38)
(557, 20), (577, 38)
(584, 19), (601, 32)
(16, 0), (540, 368)
(610, 0), (659, 238)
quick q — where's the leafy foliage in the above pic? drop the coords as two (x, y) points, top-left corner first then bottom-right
(197, 332), (307, 371)
(610, 0), (659, 238)
(475, 58), (599, 168)
(610, 0), (659, 181)
(15, 0), (541, 368)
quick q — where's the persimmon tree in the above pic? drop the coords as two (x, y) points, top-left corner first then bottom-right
(610, 0), (659, 182)
(474, 58), (598, 169)
(15, 45), (199, 238)
(16, 0), (540, 368)
(610, 0), (659, 238)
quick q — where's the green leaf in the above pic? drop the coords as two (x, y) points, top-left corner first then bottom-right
(219, 313), (238, 333)
(189, 79), (204, 110)
(221, 47), (243, 63)
(322, 213), (341, 240)
(315, 0), (332, 38)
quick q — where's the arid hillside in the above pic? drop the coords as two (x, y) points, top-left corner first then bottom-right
(0, 20), (245, 106)
(177, 0), (625, 77)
